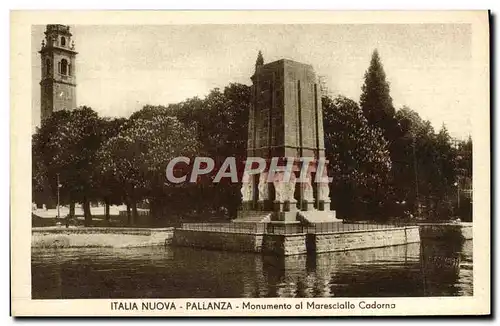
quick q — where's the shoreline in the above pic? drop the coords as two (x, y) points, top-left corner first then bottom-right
(32, 227), (174, 248)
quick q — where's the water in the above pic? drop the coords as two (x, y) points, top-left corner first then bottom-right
(31, 239), (472, 299)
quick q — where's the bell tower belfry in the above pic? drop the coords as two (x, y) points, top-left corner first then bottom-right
(39, 24), (78, 122)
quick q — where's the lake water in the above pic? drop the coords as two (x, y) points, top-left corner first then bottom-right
(31, 239), (472, 299)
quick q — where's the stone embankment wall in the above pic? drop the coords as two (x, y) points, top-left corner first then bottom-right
(310, 226), (420, 253)
(32, 227), (174, 248)
(33, 224), (431, 254)
(261, 233), (308, 256)
(172, 229), (310, 256)
(171, 226), (421, 256)
(172, 229), (264, 252)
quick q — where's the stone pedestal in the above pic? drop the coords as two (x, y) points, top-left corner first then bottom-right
(301, 201), (315, 211)
(317, 173), (330, 206)
(283, 201), (295, 212)
(241, 201), (254, 211)
(273, 201), (284, 212)
(318, 200), (330, 211)
(272, 211), (299, 222)
(299, 170), (315, 211)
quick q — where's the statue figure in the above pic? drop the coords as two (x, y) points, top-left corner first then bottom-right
(258, 172), (269, 201)
(272, 172), (285, 202)
(274, 183), (282, 202)
(319, 182), (330, 201)
(317, 168), (331, 202)
(287, 172), (297, 203)
(240, 180), (253, 202)
(302, 172), (314, 202)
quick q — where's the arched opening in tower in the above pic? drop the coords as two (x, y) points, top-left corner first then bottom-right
(60, 59), (68, 75)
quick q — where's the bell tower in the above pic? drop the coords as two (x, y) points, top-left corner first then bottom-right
(39, 24), (77, 122)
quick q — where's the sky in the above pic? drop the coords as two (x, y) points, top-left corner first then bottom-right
(31, 24), (472, 139)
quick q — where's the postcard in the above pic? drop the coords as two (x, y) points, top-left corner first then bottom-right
(11, 10), (490, 316)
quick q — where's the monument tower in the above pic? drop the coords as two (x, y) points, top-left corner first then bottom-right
(39, 24), (77, 122)
(236, 52), (337, 224)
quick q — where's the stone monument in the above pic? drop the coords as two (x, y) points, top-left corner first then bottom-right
(234, 52), (340, 224)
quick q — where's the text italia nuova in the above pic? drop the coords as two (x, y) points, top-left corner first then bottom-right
(111, 300), (395, 311)
(110, 301), (233, 311)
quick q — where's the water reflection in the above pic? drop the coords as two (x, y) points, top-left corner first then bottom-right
(420, 239), (473, 296)
(257, 244), (422, 297)
(31, 239), (472, 299)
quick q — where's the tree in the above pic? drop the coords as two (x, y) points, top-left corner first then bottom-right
(360, 49), (399, 143)
(168, 83), (251, 218)
(392, 107), (464, 220)
(32, 107), (105, 225)
(32, 132), (52, 208)
(323, 95), (392, 220)
(96, 113), (201, 225)
(93, 117), (128, 222)
(430, 125), (459, 219)
(255, 50), (264, 68)
(109, 83), (251, 222)
(392, 107), (436, 217)
(456, 136), (472, 221)
(170, 84), (251, 161)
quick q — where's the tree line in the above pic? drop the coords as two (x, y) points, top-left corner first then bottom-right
(32, 50), (472, 225)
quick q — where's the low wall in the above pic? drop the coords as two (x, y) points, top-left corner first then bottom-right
(311, 226), (420, 253)
(172, 226), (420, 256)
(419, 223), (472, 241)
(262, 233), (307, 256)
(172, 229), (308, 256)
(172, 229), (264, 253)
(32, 227), (174, 248)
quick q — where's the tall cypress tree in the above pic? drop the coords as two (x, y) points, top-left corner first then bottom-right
(360, 49), (398, 142)
(255, 50), (264, 68)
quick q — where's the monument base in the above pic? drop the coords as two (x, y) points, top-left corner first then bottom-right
(234, 209), (341, 224)
(297, 210), (341, 224)
(271, 211), (299, 223)
(240, 201), (254, 211)
(265, 219), (303, 235)
(300, 201), (315, 211)
(233, 210), (272, 223)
